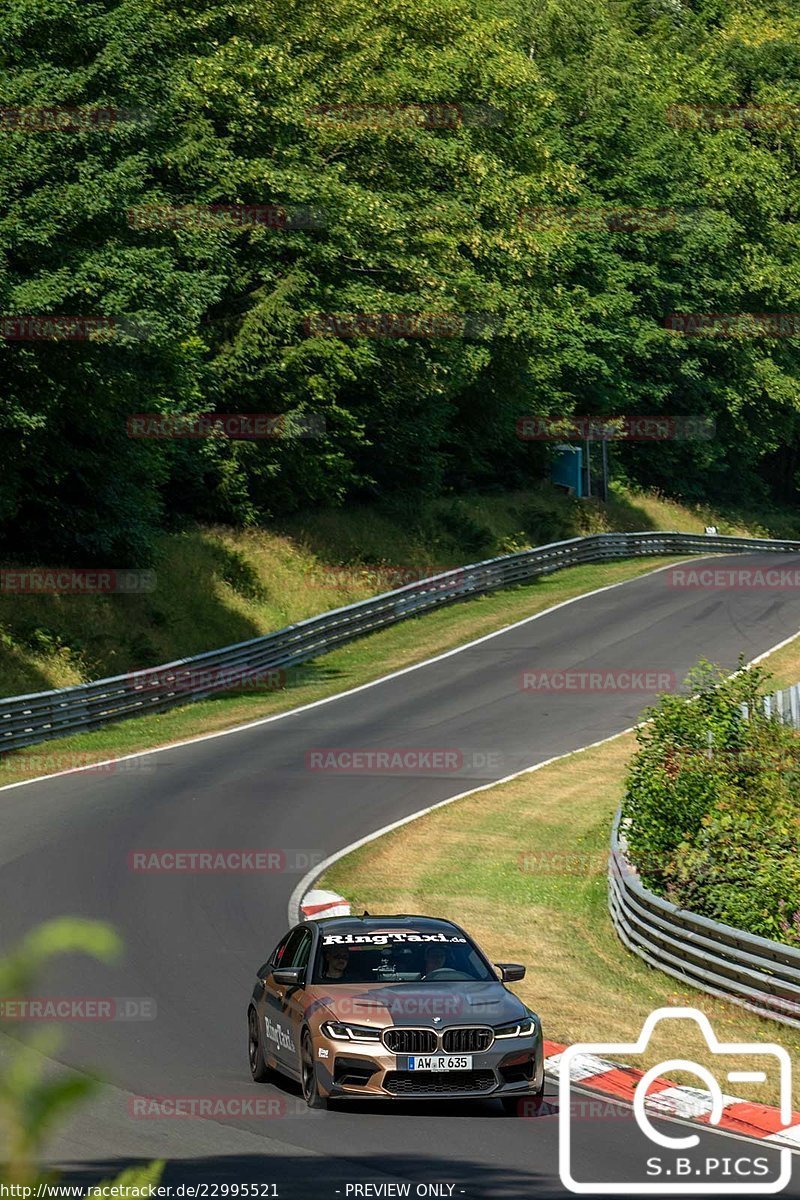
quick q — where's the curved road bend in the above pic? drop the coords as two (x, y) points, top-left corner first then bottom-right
(1, 553), (800, 1198)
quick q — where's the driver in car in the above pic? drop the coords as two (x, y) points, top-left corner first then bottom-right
(422, 944), (449, 977)
(320, 945), (351, 980)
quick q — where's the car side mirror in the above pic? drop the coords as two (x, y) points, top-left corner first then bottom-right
(273, 966), (305, 987)
(495, 962), (525, 982)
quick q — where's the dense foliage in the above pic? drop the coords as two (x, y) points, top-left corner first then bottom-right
(0, 916), (162, 1190)
(622, 663), (800, 945)
(1, 0), (799, 562)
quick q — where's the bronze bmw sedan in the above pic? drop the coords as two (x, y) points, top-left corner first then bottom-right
(247, 914), (544, 1112)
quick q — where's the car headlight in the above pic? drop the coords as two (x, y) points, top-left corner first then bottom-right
(494, 1016), (537, 1039)
(320, 1020), (382, 1042)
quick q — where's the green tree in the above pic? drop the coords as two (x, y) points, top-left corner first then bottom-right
(0, 0), (221, 564)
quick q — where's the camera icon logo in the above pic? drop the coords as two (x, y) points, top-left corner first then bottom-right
(558, 1007), (793, 1194)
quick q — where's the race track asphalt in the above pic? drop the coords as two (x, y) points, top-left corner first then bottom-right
(2, 553), (800, 1199)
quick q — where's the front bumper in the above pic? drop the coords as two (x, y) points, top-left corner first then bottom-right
(315, 1032), (545, 1101)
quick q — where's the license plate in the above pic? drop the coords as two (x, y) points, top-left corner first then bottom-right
(407, 1055), (472, 1071)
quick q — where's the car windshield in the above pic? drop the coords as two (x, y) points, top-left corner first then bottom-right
(311, 932), (497, 984)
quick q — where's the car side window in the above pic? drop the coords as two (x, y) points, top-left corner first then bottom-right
(290, 929), (313, 970)
(270, 933), (293, 968)
(278, 927), (308, 967)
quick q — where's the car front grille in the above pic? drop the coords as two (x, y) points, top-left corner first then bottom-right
(383, 1070), (496, 1096)
(442, 1027), (494, 1053)
(383, 1028), (438, 1054)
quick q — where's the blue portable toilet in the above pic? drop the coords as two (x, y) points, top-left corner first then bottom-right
(551, 444), (583, 497)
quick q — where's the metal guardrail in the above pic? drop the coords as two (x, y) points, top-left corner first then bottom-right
(2, 529), (799, 756)
(610, 813), (800, 1029)
(747, 682), (800, 729)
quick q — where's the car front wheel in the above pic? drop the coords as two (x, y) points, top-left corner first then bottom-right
(301, 1029), (327, 1109)
(248, 1008), (270, 1083)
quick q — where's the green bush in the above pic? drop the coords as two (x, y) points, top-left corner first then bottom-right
(0, 918), (162, 1189)
(621, 662), (800, 945)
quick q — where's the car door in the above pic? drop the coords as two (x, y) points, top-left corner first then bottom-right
(259, 929), (296, 1074)
(263, 925), (311, 1075)
(277, 926), (314, 1072)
